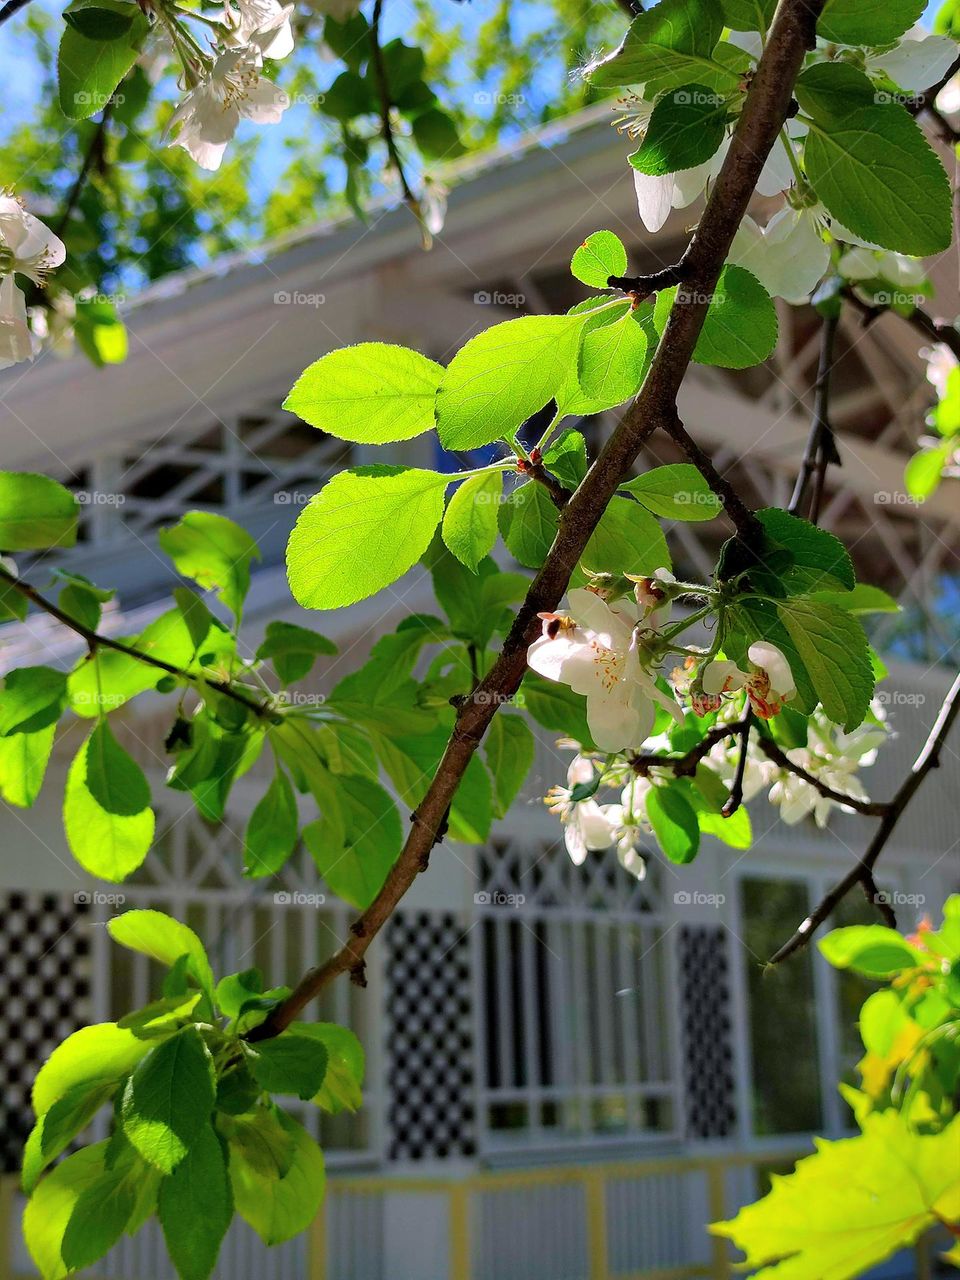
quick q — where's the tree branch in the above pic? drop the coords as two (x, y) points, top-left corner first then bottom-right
(789, 310), (841, 522)
(370, 0), (419, 218)
(753, 733), (887, 818)
(246, 0), (827, 1041)
(0, 0), (31, 25)
(629, 718), (748, 776)
(0, 565), (272, 720)
(843, 285), (960, 363)
(52, 101), (115, 240)
(769, 669), (960, 965)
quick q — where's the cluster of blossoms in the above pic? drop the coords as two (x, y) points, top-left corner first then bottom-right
(158, 0), (296, 170)
(0, 195), (66, 371)
(529, 579), (892, 872)
(618, 26), (955, 304)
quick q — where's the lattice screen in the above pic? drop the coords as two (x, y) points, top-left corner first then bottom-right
(0, 891), (92, 1171)
(678, 924), (737, 1140)
(385, 911), (476, 1161)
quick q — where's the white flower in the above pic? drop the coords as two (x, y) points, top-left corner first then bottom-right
(546, 756), (620, 865)
(222, 0), (294, 61)
(923, 342), (958, 400)
(632, 124), (803, 234)
(707, 734), (775, 804)
(0, 273), (35, 370)
(528, 587), (683, 752)
(701, 641), (797, 720)
(729, 205), (831, 303)
(937, 75), (960, 115)
(838, 245), (927, 289)
(167, 49), (289, 171)
(0, 196), (66, 370)
(869, 30), (958, 94)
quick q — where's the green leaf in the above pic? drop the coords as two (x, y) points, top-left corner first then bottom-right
(0, 472), (78, 550)
(578, 311), (649, 404)
(287, 465), (450, 610)
(712, 1111), (960, 1278)
(442, 470), (503, 571)
(756, 507), (855, 593)
(521, 672), (595, 749)
(284, 343), (443, 444)
(158, 1124), (232, 1280)
(60, 1150), (139, 1271)
(720, 0), (776, 31)
(570, 230), (628, 289)
(67, 607), (198, 717)
(32, 1023), (150, 1117)
(436, 315), (583, 451)
(243, 767), (298, 878)
(374, 726), (494, 843)
(542, 429), (588, 490)
(255, 620), (337, 685)
(725, 596), (818, 716)
(303, 774), (402, 909)
(0, 666), (67, 736)
(107, 909), (215, 999)
(499, 480), (560, 568)
(794, 62), (876, 126)
(22, 1080), (117, 1193)
(63, 727), (154, 879)
(58, 7), (149, 120)
(291, 1022), (364, 1112)
(805, 107), (951, 256)
(645, 784), (700, 864)
(158, 511), (260, 622)
(84, 719), (151, 815)
(227, 1108), (325, 1246)
(411, 106), (466, 158)
(777, 597), (874, 731)
(63, 0), (139, 40)
(655, 265), (777, 368)
(817, 0), (924, 45)
(587, 0), (726, 89)
(121, 1027), (215, 1174)
(172, 586), (214, 653)
(818, 925), (923, 978)
(621, 463), (721, 521)
(807, 584), (900, 616)
(483, 713), (536, 818)
(580, 496), (671, 577)
(629, 84), (727, 175)
(23, 1142), (110, 1280)
(247, 1034), (328, 1099)
(905, 443), (952, 499)
(699, 804), (752, 849)
(0, 723), (56, 807)
(217, 1104), (296, 1179)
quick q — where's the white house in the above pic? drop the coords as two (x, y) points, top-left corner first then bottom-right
(0, 105), (958, 1280)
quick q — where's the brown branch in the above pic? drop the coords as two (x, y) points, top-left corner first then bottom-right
(843, 285), (960, 363)
(246, 0), (827, 1042)
(0, 0), (31, 24)
(629, 718), (748, 776)
(661, 410), (761, 542)
(721, 711), (754, 817)
(0, 565), (272, 720)
(769, 669), (960, 965)
(369, 0), (418, 214)
(789, 310), (840, 521)
(522, 461), (571, 509)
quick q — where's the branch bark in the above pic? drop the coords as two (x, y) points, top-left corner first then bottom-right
(247, 0), (827, 1041)
(769, 669), (960, 965)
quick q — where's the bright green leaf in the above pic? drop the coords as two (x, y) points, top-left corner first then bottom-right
(655, 265), (778, 368)
(63, 727), (154, 880)
(483, 713), (536, 818)
(646, 784), (700, 864)
(0, 666), (67, 736)
(580, 495), (671, 577)
(621, 463), (721, 521)
(442, 470), (503, 571)
(243, 767), (298, 878)
(287, 465), (450, 610)
(158, 511), (260, 622)
(777, 597), (874, 731)
(818, 0), (925, 45)
(121, 1027), (215, 1174)
(578, 311), (649, 404)
(303, 773), (402, 909)
(255, 620), (337, 685)
(819, 925), (923, 978)
(291, 1022), (365, 1113)
(570, 230), (628, 289)
(499, 480), (559, 568)
(227, 1108), (325, 1246)
(158, 1123), (232, 1280)
(0, 472), (78, 550)
(629, 83), (727, 175)
(247, 1034), (328, 1099)
(107, 909), (215, 998)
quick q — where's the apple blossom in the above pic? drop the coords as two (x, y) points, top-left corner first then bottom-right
(222, 0), (295, 62)
(546, 756), (621, 865)
(0, 195), (66, 370)
(528, 587), (683, 752)
(700, 641), (797, 720)
(167, 49), (289, 171)
(768, 705), (889, 828)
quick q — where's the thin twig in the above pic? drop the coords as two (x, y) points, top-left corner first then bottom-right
(0, 565), (272, 719)
(246, 0), (827, 1042)
(753, 733), (887, 818)
(721, 711), (753, 817)
(53, 102), (115, 239)
(369, 0), (418, 212)
(629, 718), (748, 776)
(769, 670), (960, 964)
(0, 0), (31, 25)
(843, 285), (960, 362)
(789, 310), (840, 520)
(661, 410), (761, 542)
